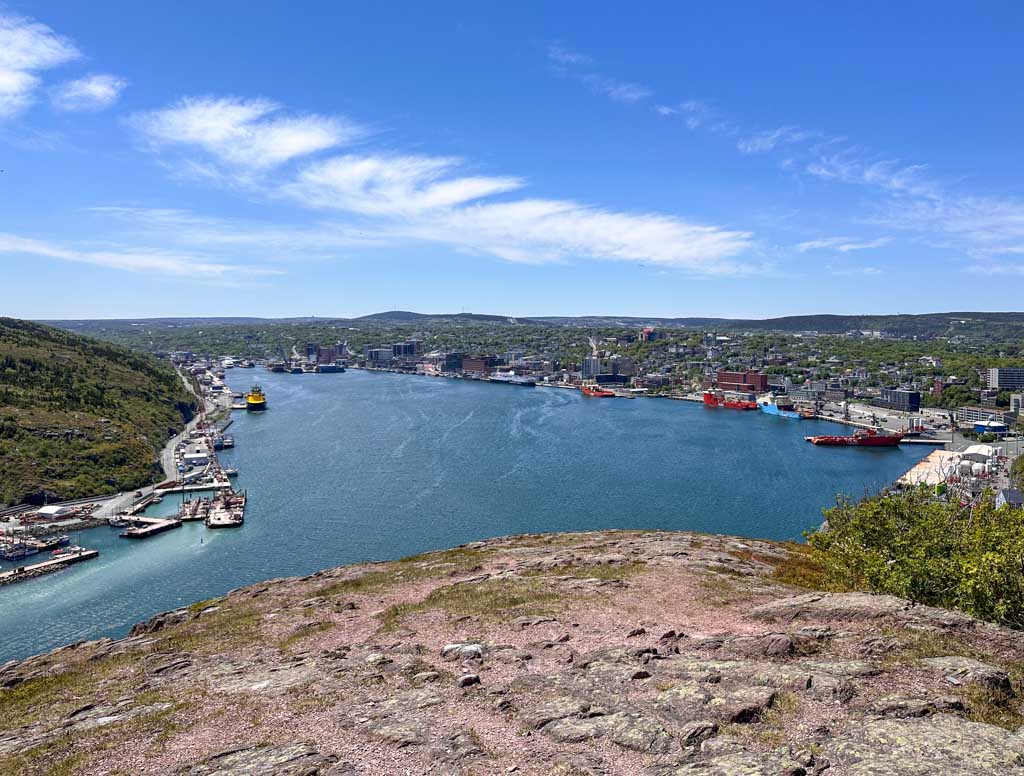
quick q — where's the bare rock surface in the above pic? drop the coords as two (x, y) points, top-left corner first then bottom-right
(1, 529), (1023, 775)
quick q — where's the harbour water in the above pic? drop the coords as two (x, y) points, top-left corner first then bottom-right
(0, 370), (930, 661)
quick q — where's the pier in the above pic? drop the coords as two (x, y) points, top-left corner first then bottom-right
(119, 517), (182, 539)
(0, 549), (99, 586)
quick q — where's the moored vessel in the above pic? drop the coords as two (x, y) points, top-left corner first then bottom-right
(704, 389), (757, 409)
(757, 393), (802, 419)
(581, 384), (615, 397)
(245, 385), (267, 411)
(805, 428), (903, 446)
(490, 371), (537, 386)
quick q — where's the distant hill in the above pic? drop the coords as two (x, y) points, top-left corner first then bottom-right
(42, 310), (1024, 354)
(0, 318), (197, 506)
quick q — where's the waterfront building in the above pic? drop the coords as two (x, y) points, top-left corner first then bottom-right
(365, 347), (394, 365)
(955, 406), (1015, 426)
(440, 352), (464, 372)
(988, 368), (1024, 390)
(877, 388), (921, 413)
(392, 340), (422, 359)
(461, 355), (497, 374)
(1011, 393), (1023, 416)
(716, 369), (769, 393)
(582, 357), (602, 378)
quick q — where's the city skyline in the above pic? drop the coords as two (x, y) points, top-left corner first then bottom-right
(2, 2), (1023, 319)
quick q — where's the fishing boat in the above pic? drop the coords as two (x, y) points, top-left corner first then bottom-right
(245, 385), (267, 411)
(581, 384), (615, 397)
(35, 534), (70, 551)
(1, 542), (39, 561)
(757, 393), (802, 419)
(805, 428), (903, 446)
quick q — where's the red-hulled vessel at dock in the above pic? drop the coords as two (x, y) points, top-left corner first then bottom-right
(703, 390), (757, 410)
(805, 428), (903, 446)
(581, 384), (615, 398)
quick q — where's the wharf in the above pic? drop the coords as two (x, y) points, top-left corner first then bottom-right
(155, 481), (232, 494)
(119, 517), (182, 539)
(0, 549), (99, 586)
(897, 450), (960, 488)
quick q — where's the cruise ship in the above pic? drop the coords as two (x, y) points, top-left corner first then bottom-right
(757, 393), (802, 419)
(489, 371), (536, 386)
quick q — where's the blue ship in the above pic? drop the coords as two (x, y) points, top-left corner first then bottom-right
(757, 393), (803, 419)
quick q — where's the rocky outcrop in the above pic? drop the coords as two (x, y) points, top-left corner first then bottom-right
(1, 529), (1022, 775)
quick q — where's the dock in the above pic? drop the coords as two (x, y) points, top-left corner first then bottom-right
(896, 449), (960, 488)
(0, 549), (99, 586)
(119, 517), (182, 539)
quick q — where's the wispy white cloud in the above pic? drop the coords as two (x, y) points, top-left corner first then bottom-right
(806, 152), (936, 197)
(286, 155), (524, 216)
(737, 126), (815, 154)
(0, 14), (80, 119)
(547, 44), (592, 66)
(581, 74), (651, 103)
(0, 231), (281, 278)
(546, 43), (652, 104)
(131, 96), (364, 172)
(286, 154), (750, 271)
(132, 94), (754, 274)
(654, 100), (733, 133)
(51, 73), (127, 111)
(90, 205), (389, 254)
(403, 198), (753, 272)
(871, 193), (1024, 264)
(796, 236), (892, 253)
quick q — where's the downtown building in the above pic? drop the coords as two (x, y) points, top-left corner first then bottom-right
(988, 368), (1024, 390)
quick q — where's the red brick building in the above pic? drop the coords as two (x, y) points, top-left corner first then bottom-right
(716, 369), (769, 393)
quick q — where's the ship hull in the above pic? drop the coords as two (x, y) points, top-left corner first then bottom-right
(806, 434), (902, 446)
(246, 400), (267, 411)
(758, 401), (802, 419)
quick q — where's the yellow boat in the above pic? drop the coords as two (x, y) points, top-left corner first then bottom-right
(245, 384), (267, 411)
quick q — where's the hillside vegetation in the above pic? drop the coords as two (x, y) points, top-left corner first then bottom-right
(0, 318), (196, 506)
(808, 490), (1024, 629)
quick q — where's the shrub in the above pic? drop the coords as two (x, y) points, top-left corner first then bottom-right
(809, 490), (1024, 629)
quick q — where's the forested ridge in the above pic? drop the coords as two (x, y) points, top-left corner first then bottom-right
(0, 318), (196, 506)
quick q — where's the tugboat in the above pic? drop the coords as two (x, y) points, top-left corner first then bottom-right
(805, 428), (903, 446)
(245, 385), (267, 411)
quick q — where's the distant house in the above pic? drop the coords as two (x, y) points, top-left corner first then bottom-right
(996, 489), (1024, 510)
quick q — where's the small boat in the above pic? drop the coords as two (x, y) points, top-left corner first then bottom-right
(581, 384), (615, 397)
(51, 545), (87, 559)
(223, 467), (239, 477)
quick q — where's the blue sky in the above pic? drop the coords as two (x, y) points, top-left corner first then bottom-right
(1, 1), (1023, 319)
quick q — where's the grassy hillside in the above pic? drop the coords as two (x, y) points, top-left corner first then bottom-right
(0, 318), (197, 506)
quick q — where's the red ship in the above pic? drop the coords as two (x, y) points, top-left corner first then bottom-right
(703, 390), (757, 410)
(581, 385), (615, 398)
(805, 428), (903, 446)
